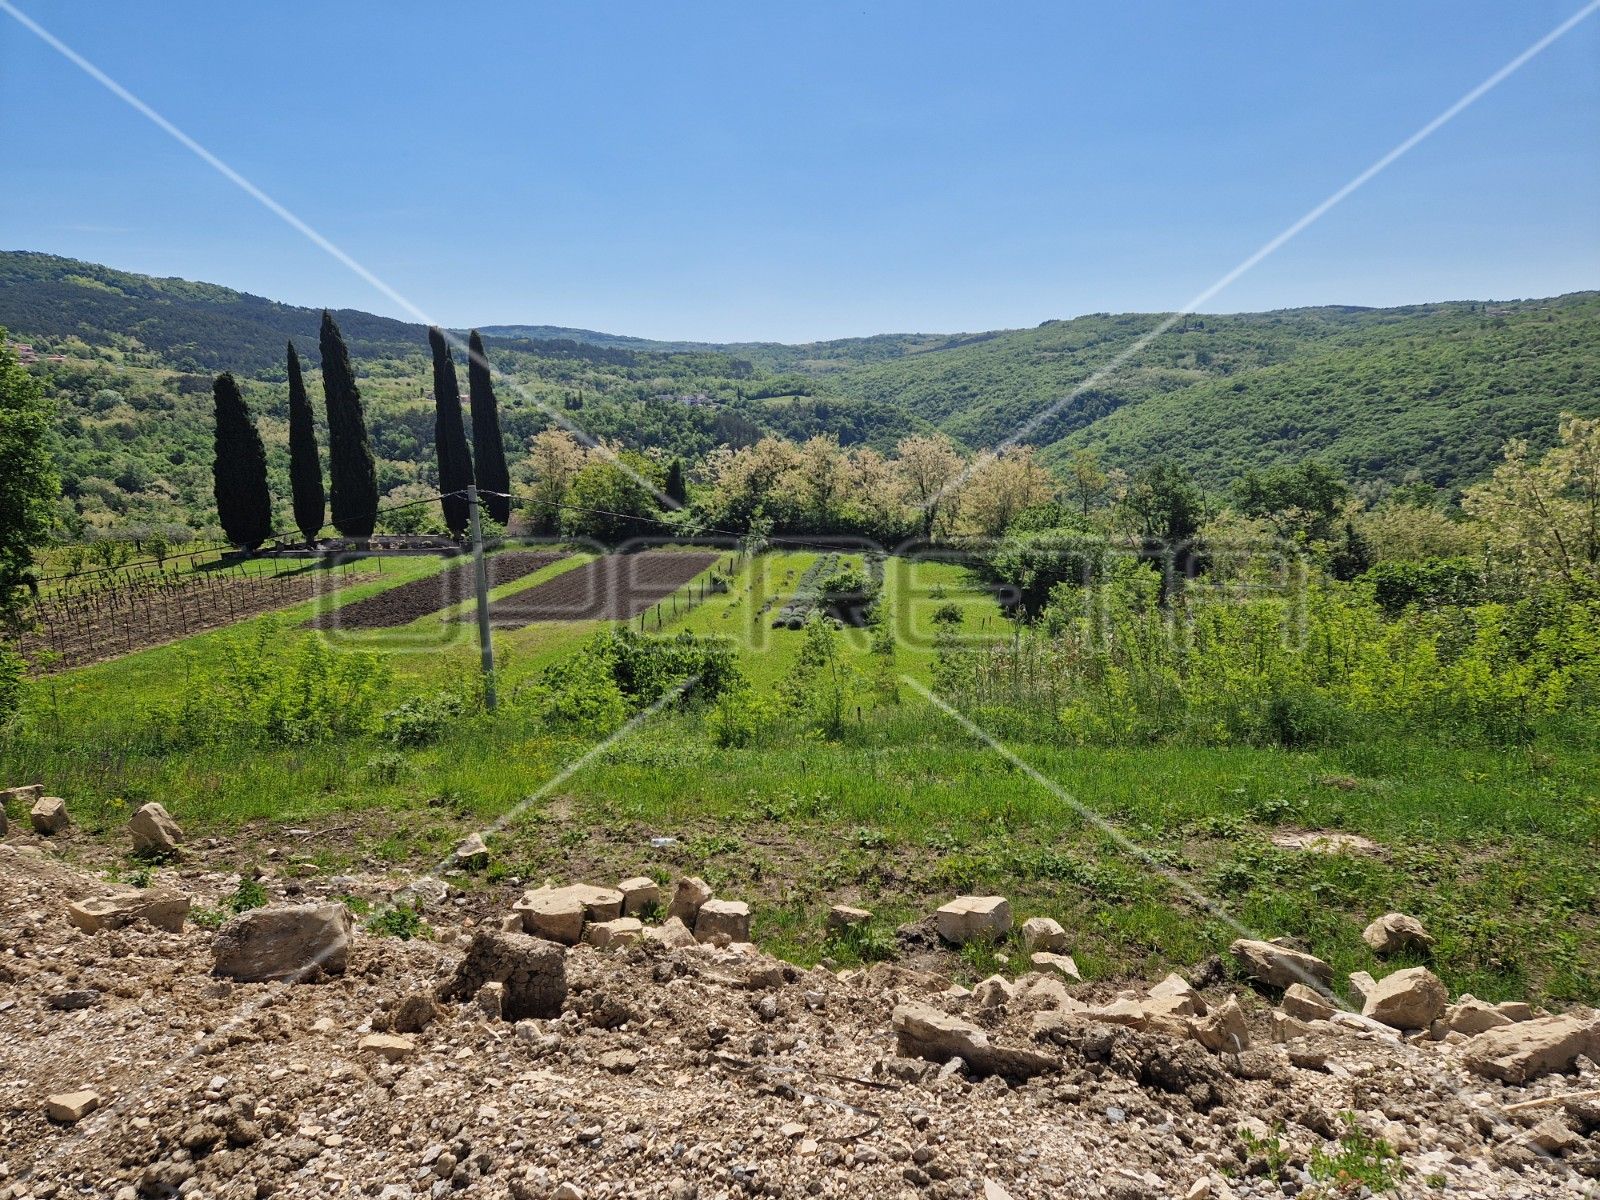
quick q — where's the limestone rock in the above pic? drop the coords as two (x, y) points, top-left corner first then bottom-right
(31, 795), (69, 835)
(1281, 983), (1334, 1022)
(827, 904), (873, 931)
(1496, 1001), (1535, 1022)
(667, 876), (714, 924)
(1361, 912), (1434, 955)
(1443, 995), (1512, 1036)
(1462, 1012), (1600, 1084)
(1083, 999), (1150, 1029)
(647, 915), (699, 950)
(212, 903), (352, 983)
(2, 782), (43, 807)
(972, 975), (1014, 1009)
(1349, 970), (1378, 1003)
(66, 889), (190, 934)
(585, 917), (644, 949)
(452, 832), (489, 871)
(45, 1089), (101, 1123)
(1229, 939), (1332, 990)
(694, 898), (751, 944)
(1361, 966), (1447, 1030)
(892, 1001), (1056, 1079)
(1029, 951), (1081, 981)
(617, 876), (659, 917)
(391, 989), (440, 1034)
(1019, 916), (1067, 953)
(438, 929), (567, 1021)
(358, 1034), (415, 1062)
(1193, 995), (1249, 1053)
(128, 802), (183, 856)
(934, 895), (1012, 945)
(514, 884), (623, 944)
(1147, 973), (1205, 1017)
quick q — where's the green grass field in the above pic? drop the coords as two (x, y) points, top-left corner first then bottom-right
(4, 546), (1596, 1007)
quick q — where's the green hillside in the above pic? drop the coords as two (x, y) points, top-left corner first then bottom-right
(3, 249), (1596, 535)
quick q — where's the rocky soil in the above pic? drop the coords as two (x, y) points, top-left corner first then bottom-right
(2, 836), (1600, 1200)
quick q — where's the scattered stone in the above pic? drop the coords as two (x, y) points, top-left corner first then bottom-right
(892, 1001), (1056, 1079)
(358, 1034), (416, 1063)
(1361, 912), (1434, 955)
(2, 782), (43, 807)
(1443, 995), (1512, 1036)
(514, 887), (587, 945)
(826, 904), (873, 931)
(1019, 916), (1067, 953)
(30, 795), (69, 835)
(599, 1049), (640, 1074)
(1348, 970), (1378, 1003)
(934, 895), (1012, 945)
(391, 876), (449, 908)
(1462, 1012), (1600, 1084)
(585, 917), (644, 949)
(476, 980), (506, 1020)
(1029, 952), (1081, 981)
(647, 915), (699, 950)
(667, 876), (714, 924)
(452, 832), (490, 871)
(617, 876), (660, 917)
(212, 903), (352, 983)
(438, 929), (567, 1021)
(46, 989), (101, 1012)
(972, 975), (1014, 1009)
(1525, 1115), (1583, 1154)
(1082, 999), (1151, 1030)
(66, 889), (190, 934)
(1361, 966), (1447, 1030)
(1281, 983), (1334, 1022)
(694, 898), (751, 944)
(1192, 995), (1249, 1053)
(982, 1182), (1014, 1200)
(1495, 1000), (1536, 1022)
(45, 1089), (101, 1123)
(128, 802), (183, 856)
(391, 990), (440, 1034)
(1146, 973), (1205, 1017)
(552, 1185), (584, 1200)
(1229, 939), (1333, 990)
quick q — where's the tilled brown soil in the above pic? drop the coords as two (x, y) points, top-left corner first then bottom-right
(1, 840), (1596, 1200)
(478, 552), (718, 626)
(308, 553), (567, 631)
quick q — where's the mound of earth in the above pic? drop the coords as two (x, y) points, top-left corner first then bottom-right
(0, 843), (1596, 1199)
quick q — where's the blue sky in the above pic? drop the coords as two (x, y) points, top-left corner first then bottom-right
(2, 1), (1597, 341)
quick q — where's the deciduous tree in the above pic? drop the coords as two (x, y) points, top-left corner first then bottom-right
(894, 433), (965, 542)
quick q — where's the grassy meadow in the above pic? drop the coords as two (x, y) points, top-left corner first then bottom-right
(3, 545), (1597, 1010)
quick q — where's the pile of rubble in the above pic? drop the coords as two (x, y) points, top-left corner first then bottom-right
(2, 797), (1600, 1198)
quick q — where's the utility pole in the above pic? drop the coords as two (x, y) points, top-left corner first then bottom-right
(468, 484), (497, 711)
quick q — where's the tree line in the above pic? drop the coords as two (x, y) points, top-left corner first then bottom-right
(211, 316), (511, 548)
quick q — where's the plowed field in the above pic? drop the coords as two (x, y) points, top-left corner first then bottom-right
(308, 552), (566, 630)
(478, 551), (717, 625)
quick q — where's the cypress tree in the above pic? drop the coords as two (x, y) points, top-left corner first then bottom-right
(429, 327), (474, 538)
(665, 459), (687, 509)
(466, 330), (511, 525)
(319, 311), (378, 538)
(211, 373), (273, 550)
(285, 342), (325, 544)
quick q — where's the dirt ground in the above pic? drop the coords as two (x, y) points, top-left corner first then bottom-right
(2, 832), (1598, 1200)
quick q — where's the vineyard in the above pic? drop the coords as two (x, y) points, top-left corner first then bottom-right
(4, 560), (373, 673)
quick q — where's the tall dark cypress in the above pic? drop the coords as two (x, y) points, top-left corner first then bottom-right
(211, 373), (273, 550)
(429, 327), (474, 538)
(319, 311), (378, 538)
(466, 330), (511, 525)
(285, 342), (325, 544)
(665, 459), (687, 509)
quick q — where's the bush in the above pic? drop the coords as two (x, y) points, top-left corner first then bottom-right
(527, 629), (744, 732)
(381, 691), (469, 748)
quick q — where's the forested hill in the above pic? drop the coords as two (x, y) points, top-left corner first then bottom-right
(3, 250), (1597, 529)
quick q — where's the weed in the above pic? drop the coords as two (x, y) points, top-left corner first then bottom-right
(366, 903), (428, 940)
(189, 906), (225, 930)
(225, 878), (268, 915)
(824, 920), (897, 965)
(1308, 1115), (1405, 1193)
(1235, 1121), (1294, 1179)
(338, 893), (373, 916)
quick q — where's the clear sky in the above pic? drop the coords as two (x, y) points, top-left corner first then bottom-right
(2, 1), (1597, 342)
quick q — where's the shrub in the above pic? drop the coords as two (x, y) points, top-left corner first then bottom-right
(381, 690), (469, 748)
(366, 903), (428, 940)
